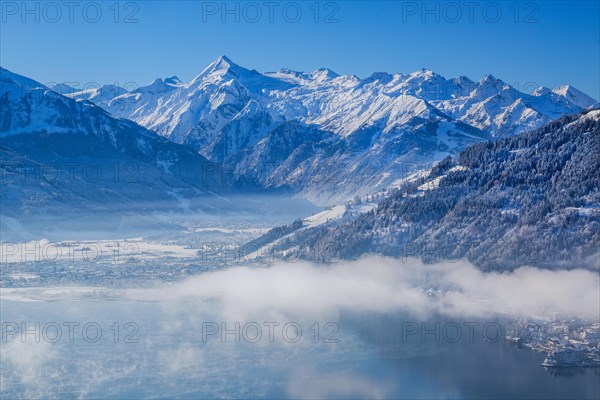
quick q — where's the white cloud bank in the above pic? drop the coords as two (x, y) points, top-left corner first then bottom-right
(165, 256), (600, 321)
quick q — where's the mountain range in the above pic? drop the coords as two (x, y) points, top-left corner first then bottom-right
(1, 56), (597, 214)
(247, 109), (600, 270)
(58, 55), (595, 204)
(0, 67), (233, 220)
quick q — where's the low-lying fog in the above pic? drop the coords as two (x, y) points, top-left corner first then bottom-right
(2, 257), (599, 399)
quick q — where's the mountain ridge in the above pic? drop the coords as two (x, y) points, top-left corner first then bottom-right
(9, 58), (598, 205)
(246, 108), (600, 270)
(0, 67), (234, 218)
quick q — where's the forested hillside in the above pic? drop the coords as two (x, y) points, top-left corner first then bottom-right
(251, 109), (600, 270)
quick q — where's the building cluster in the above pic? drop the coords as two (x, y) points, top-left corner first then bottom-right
(506, 318), (600, 367)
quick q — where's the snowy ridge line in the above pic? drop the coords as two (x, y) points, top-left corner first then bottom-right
(45, 56), (594, 203)
(246, 109), (600, 270)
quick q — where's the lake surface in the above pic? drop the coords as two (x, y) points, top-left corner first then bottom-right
(2, 298), (598, 399)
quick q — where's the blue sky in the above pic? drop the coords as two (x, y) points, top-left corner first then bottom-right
(1, 1), (598, 99)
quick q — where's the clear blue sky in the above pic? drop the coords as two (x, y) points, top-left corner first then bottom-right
(1, 1), (598, 99)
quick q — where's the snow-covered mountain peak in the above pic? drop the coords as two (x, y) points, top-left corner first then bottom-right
(478, 73), (505, 87)
(410, 68), (436, 78)
(164, 76), (183, 86)
(1, 67), (48, 99)
(532, 86), (552, 96)
(135, 78), (175, 94)
(192, 55), (246, 82)
(452, 75), (476, 89)
(49, 82), (78, 96)
(309, 68), (340, 82)
(361, 72), (395, 85)
(209, 54), (235, 70)
(553, 84), (574, 95)
(467, 74), (512, 101)
(392, 69), (458, 101)
(263, 68), (308, 85)
(66, 84), (128, 103)
(551, 85), (597, 108)
(278, 67), (299, 74)
(1, 68), (136, 139)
